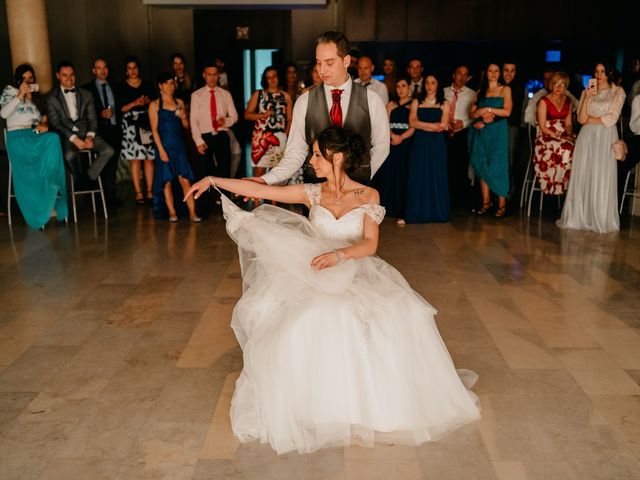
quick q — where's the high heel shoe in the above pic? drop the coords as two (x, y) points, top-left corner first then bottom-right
(475, 202), (492, 216)
(135, 191), (145, 206)
(494, 204), (507, 218)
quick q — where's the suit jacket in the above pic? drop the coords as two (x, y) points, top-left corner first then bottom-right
(47, 86), (98, 140)
(81, 80), (121, 132)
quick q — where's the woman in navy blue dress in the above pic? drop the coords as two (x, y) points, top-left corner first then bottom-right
(406, 75), (451, 223)
(148, 72), (200, 222)
(381, 76), (415, 225)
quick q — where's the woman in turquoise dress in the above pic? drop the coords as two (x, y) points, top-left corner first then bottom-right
(381, 77), (415, 224)
(468, 63), (512, 217)
(405, 75), (451, 223)
(0, 64), (68, 229)
(148, 73), (200, 222)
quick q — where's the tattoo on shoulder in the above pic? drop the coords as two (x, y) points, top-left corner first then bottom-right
(354, 188), (366, 197)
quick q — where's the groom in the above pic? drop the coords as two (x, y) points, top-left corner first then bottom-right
(253, 31), (389, 186)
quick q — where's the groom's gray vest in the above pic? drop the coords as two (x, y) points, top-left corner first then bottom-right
(303, 82), (371, 184)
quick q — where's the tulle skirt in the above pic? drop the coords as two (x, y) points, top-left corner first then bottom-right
(220, 195), (481, 455)
(557, 124), (619, 233)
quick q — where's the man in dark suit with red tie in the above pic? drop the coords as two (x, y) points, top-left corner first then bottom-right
(47, 61), (113, 189)
(81, 58), (121, 206)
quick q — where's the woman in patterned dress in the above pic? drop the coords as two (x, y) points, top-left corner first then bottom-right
(116, 56), (156, 205)
(244, 66), (293, 178)
(533, 72), (576, 195)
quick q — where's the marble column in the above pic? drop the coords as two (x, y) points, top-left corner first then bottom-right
(5, 0), (53, 92)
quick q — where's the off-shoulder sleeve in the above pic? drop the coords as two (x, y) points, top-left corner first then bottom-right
(362, 204), (386, 224)
(302, 183), (321, 206)
(601, 86), (626, 129)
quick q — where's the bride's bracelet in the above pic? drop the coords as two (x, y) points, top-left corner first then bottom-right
(333, 249), (345, 262)
(207, 176), (216, 189)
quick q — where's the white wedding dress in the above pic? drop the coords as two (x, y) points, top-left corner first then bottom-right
(221, 184), (480, 455)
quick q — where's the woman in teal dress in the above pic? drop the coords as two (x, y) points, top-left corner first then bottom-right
(406, 75), (451, 223)
(0, 64), (68, 229)
(468, 63), (512, 217)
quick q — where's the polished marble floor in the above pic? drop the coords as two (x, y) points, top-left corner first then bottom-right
(1, 199), (640, 480)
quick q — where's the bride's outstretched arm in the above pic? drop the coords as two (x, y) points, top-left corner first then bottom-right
(184, 176), (308, 205)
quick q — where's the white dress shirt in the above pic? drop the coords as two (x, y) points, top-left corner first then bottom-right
(262, 78), (390, 185)
(443, 85), (477, 129)
(62, 86), (78, 121)
(190, 85), (238, 146)
(354, 77), (389, 105)
(630, 95), (640, 135)
(524, 88), (579, 125)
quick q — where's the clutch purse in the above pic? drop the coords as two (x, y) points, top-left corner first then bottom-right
(613, 139), (628, 161)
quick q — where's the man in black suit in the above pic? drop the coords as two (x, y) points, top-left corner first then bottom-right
(47, 60), (113, 188)
(81, 58), (121, 205)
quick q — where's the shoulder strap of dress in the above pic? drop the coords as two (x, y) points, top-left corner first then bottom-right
(303, 183), (321, 206)
(362, 204), (386, 224)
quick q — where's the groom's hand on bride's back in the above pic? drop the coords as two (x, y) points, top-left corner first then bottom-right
(242, 177), (266, 202)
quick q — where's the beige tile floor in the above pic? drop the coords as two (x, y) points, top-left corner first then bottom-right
(1, 202), (640, 480)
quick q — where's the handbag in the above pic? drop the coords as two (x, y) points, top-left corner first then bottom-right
(613, 139), (628, 161)
(132, 111), (153, 146)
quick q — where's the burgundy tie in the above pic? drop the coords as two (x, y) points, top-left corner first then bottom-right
(210, 89), (217, 131)
(330, 89), (343, 128)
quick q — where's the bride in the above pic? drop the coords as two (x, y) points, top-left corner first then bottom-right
(185, 127), (480, 455)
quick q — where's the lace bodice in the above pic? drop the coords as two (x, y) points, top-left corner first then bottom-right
(583, 85), (626, 128)
(303, 184), (385, 244)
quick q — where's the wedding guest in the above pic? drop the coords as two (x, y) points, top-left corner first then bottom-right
(47, 61), (113, 190)
(190, 63), (238, 213)
(354, 56), (389, 105)
(444, 65), (476, 208)
(302, 64), (322, 94)
(406, 74), (450, 223)
(558, 62), (626, 233)
(382, 57), (397, 96)
(284, 62), (301, 103)
(407, 59), (425, 99)
(215, 58), (229, 89)
(170, 52), (193, 104)
(502, 61), (527, 197)
(469, 63), (512, 217)
(245, 66), (293, 177)
(116, 56), (155, 205)
(81, 58), (121, 207)
(1, 64), (68, 228)
(533, 72), (575, 195)
(348, 49), (360, 79)
(148, 73), (199, 222)
(255, 31), (389, 187)
(381, 76), (414, 225)
(618, 92), (640, 206)
(525, 66), (579, 126)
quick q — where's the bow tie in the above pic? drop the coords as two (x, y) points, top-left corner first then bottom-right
(63, 88), (75, 94)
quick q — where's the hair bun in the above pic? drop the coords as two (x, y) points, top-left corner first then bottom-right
(344, 130), (365, 175)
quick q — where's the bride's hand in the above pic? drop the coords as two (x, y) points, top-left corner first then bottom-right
(311, 251), (340, 270)
(184, 177), (212, 201)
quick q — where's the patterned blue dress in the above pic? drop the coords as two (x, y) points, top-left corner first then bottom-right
(380, 102), (412, 219)
(468, 96), (510, 198)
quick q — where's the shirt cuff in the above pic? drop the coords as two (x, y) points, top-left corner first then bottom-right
(86, 132), (96, 138)
(261, 171), (277, 185)
(69, 134), (78, 142)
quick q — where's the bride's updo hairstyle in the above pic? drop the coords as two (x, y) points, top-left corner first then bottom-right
(315, 126), (366, 176)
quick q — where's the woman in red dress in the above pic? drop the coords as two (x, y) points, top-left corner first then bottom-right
(533, 72), (576, 195)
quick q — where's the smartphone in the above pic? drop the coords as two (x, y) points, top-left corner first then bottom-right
(28, 83), (40, 93)
(587, 78), (597, 94)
